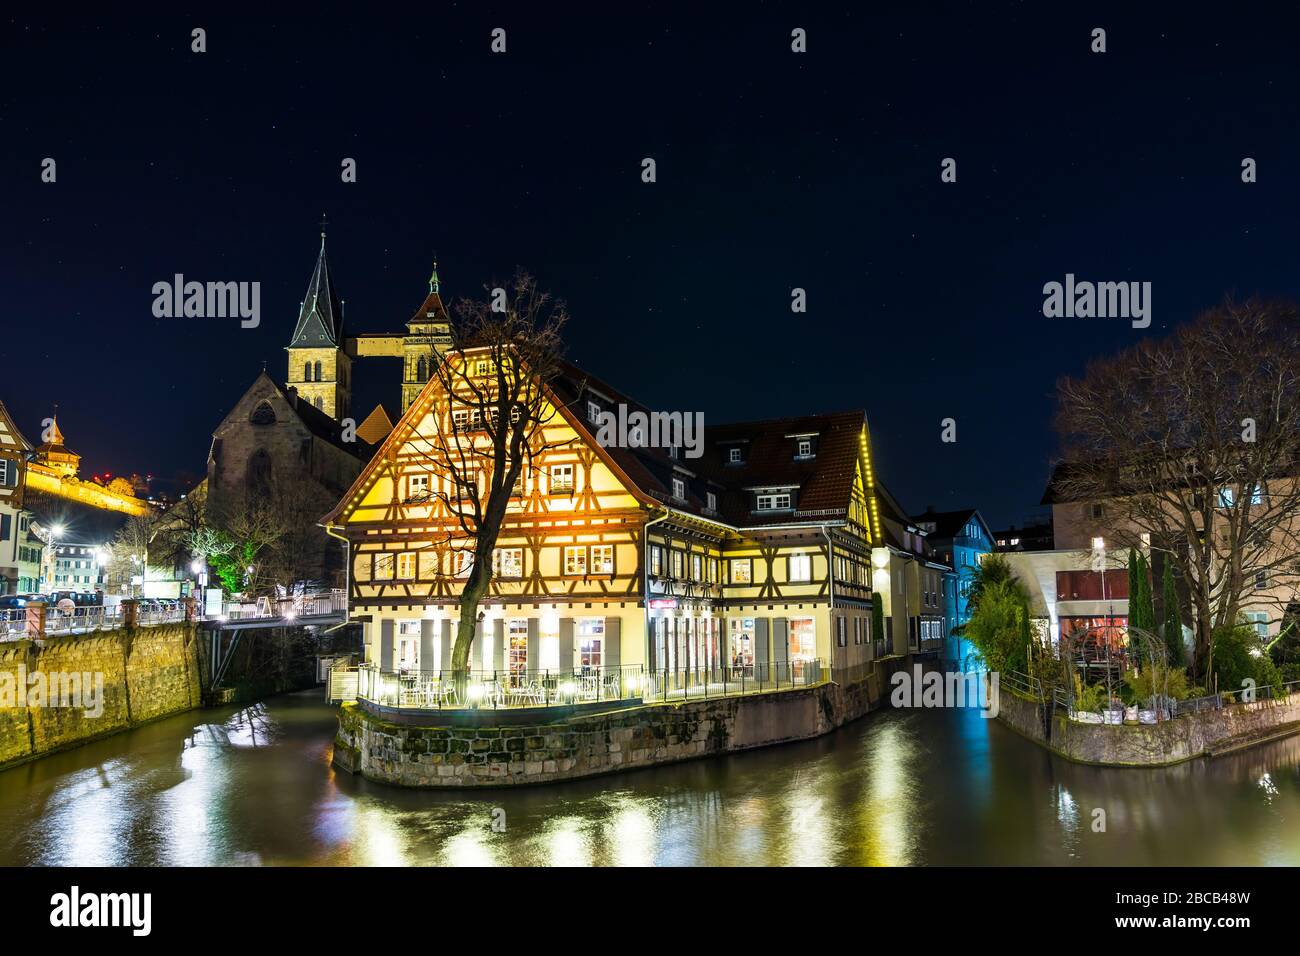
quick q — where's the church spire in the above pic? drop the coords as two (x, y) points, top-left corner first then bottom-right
(428, 256), (440, 294)
(287, 223), (344, 348)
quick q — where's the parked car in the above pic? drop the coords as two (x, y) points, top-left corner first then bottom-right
(0, 595), (30, 610)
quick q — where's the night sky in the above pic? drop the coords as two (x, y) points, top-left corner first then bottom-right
(5, 5), (1299, 527)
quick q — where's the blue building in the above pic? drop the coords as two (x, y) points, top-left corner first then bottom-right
(912, 507), (995, 669)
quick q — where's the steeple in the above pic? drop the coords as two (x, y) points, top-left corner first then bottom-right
(287, 221), (344, 348)
(429, 257), (440, 294)
(285, 222), (353, 421)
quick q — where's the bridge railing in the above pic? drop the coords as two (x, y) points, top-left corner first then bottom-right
(0, 600), (188, 641)
(207, 589), (347, 623)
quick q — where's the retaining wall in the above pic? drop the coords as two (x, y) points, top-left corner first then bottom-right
(997, 683), (1300, 766)
(0, 624), (201, 770)
(335, 672), (879, 788)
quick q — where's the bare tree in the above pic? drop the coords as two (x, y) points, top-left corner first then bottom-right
(406, 270), (570, 677)
(1054, 299), (1300, 680)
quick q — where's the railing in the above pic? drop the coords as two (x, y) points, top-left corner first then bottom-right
(207, 589), (346, 623)
(355, 658), (830, 711)
(1173, 679), (1300, 716)
(0, 602), (186, 641)
(358, 664), (646, 710)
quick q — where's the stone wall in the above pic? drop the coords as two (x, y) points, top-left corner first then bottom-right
(0, 623), (201, 770)
(997, 683), (1300, 766)
(335, 674), (879, 788)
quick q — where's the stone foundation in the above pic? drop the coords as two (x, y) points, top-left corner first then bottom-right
(0, 624), (201, 770)
(335, 673), (879, 788)
(997, 683), (1300, 766)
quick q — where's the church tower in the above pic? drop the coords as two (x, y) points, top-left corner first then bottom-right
(401, 260), (454, 413)
(286, 227), (352, 421)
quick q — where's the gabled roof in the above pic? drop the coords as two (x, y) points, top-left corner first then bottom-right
(232, 371), (373, 460)
(287, 234), (343, 348)
(0, 400), (32, 453)
(323, 351), (875, 537)
(911, 506), (991, 543)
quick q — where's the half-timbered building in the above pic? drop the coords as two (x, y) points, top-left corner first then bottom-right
(322, 354), (884, 690)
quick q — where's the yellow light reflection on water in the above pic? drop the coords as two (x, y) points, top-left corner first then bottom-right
(857, 721), (918, 866)
(606, 803), (655, 867)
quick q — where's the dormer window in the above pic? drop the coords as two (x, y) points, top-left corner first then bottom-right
(672, 477), (686, 501)
(797, 439), (812, 458)
(728, 448), (742, 464)
(668, 445), (679, 460)
(755, 491), (793, 512)
(587, 400), (601, 424)
(706, 491), (717, 512)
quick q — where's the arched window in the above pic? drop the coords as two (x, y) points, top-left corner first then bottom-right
(417, 356), (428, 382)
(249, 401), (276, 426)
(303, 361), (311, 382)
(246, 448), (273, 495)
(315, 397), (324, 410)
(313, 361), (323, 382)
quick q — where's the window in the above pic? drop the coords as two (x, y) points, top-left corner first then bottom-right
(790, 617), (816, 664)
(671, 550), (685, 579)
(706, 491), (717, 512)
(730, 618), (755, 667)
(564, 546), (588, 576)
(708, 558), (718, 583)
(507, 619), (529, 684)
(672, 477), (686, 500)
(649, 545), (663, 577)
(456, 477), (478, 500)
(587, 400), (601, 424)
(408, 473), (430, 500)
(577, 619), (604, 669)
(550, 464), (575, 493)
(668, 445), (679, 460)
(494, 548), (523, 578)
(1218, 487), (1235, 508)
(854, 618), (862, 645)
(475, 359), (491, 377)
(731, 559), (752, 584)
(691, 553), (702, 581)
(756, 492), (792, 511)
(591, 544), (614, 574)
(789, 553), (812, 582)
(728, 447), (742, 464)
(453, 550), (474, 578)
(396, 552), (417, 580)
(0, 460), (8, 485)
(313, 360), (323, 382)
(1255, 570), (1268, 590)
(797, 439), (812, 458)
(374, 553), (395, 580)
(1245, 611), (1269, 639)
(836, 617), (847, 647)
(1088, 503), (1104, 520)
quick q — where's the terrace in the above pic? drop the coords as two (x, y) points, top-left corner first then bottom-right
(340, 659), (830, 725)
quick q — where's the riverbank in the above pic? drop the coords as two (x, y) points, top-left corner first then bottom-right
(997, 681), (1300, 766)
(0, 623), (201, 771)
(334, 671), (880, 787)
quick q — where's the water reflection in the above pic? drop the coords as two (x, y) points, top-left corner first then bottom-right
(0, 690), (1297, 866)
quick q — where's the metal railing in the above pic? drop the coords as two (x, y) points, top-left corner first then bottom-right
(355, 658), (830, 711)
(206, 589), (346, 623)
(358, 664), (646, 710)
(1173, 679), (1300, 716)
(1, 602), (186, 641)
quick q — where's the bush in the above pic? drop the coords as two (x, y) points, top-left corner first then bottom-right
(1122, 665), (1190, 703)
(963, 578), (1030, 676)
(1213, 624), (1286, 696)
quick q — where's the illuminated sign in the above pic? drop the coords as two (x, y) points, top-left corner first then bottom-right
(648, 599), (677, 610)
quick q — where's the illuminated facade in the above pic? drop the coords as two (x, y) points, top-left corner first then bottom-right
(323, 355), (884, 685)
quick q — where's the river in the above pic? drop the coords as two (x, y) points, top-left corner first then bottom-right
(0, 690), (1296, 866)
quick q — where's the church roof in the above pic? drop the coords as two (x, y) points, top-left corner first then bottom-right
(288, 233), (344, 348)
